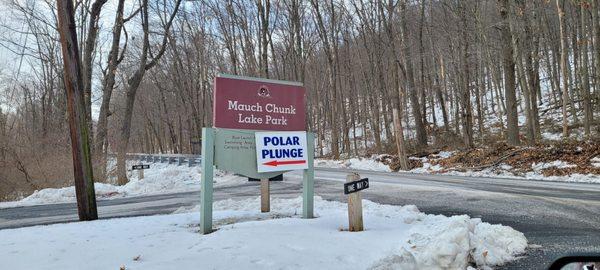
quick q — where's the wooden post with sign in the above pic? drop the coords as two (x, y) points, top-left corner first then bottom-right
(346, 173), (364, 232)
(131, 164), (149, 180)
(261, 178), (270, 212)
(199, 74), (314, 234)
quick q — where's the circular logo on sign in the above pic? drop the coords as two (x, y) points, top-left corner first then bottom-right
(258, 85), (270, 98)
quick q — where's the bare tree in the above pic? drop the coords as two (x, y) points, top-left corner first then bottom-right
(115, 0), (182, 185)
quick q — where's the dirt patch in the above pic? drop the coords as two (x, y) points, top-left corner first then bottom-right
(376, 154), (424, 172)
(431, 141), (600, 177)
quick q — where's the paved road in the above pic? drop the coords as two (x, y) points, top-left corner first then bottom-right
(1, 168), (599, 269)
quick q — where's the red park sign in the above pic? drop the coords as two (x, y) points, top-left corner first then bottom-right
(213, 74), (306, 131)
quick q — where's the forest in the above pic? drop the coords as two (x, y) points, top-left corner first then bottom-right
(0, 0), (598, 201)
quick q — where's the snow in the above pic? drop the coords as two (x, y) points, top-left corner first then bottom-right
(591, 157), (600, 168)
(531, 160), (577, 171)
(316, 154), (600, 184)
(441, 159), (600, 184)
(0, 196), (527, 270)
(410, 160), (444, 174)
(437, 151), (455, 159)
(434, 167), (600, 184)
(315, 156), (392, 172)
(0, 160), (237, 208)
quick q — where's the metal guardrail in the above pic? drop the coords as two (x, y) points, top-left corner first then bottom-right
(116, 153), (202, 167)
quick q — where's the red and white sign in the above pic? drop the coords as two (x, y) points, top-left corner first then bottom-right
(213, 74), (306, 131)
(255, 131), (308, 173)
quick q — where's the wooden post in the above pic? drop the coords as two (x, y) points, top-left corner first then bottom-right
(56, 0), (97, 221)
(347, 173), (363, 231)
(261, 178), (270, 212)
(200, 128), (214, 234)
(138, 169), (144, 180)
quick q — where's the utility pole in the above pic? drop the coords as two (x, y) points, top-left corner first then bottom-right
(56, 0), (98, 220)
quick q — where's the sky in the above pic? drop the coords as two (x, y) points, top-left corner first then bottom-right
(0, 0), (137, 118)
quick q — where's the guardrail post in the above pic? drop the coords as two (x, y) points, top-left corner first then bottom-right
(161, 156), (167, 163)
(168, 157), (174, 164)
(178, 157), (183, 166)
(188, 157), (194, 167)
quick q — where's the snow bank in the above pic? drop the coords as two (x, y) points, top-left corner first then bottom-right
(0, 196), (526, 270)
(172, 197), (528, 269)
(315, 156), (392, 172)
(0, 161), (236, 208)
(316, 153), (600, 184)
(403, 154), (600, 184)
(435, 167), (600, 184)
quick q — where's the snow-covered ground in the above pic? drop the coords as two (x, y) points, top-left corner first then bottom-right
(0, 196), (528, 270)
(0, 160), (239, 208)
(316, 153), (600, 184)
(315, 157), (393, 172)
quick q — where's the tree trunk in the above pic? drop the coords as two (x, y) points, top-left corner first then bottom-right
(95, 0), (125, 155)
(117, 71), (145, 185)
(580, 2), (593, 136)
(437, 55), (450, 131)
(81, 0), (108, 140)
(557, 0), (570, 138)
(593, 0), (600, 111)
(393, 64), (409, 170)
(56, 0), (98, 221)
(400, 0), (427, 147)
(257, 0), (270, 78)
(499, 0), (520, 145)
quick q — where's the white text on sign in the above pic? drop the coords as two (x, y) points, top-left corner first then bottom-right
(229, 100), (296, 126)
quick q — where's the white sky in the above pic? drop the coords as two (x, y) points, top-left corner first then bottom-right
(0, 0), (141, 118)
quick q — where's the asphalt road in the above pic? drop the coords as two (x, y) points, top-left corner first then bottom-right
(1, 167), (599, 269)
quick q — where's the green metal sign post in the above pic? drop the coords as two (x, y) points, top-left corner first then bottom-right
(302, 132), (314, 219)
(199, 127), (315, 234)
(200, 128), (214, 234)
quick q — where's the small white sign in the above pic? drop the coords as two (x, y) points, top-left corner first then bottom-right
(255, 131), (308, 173)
